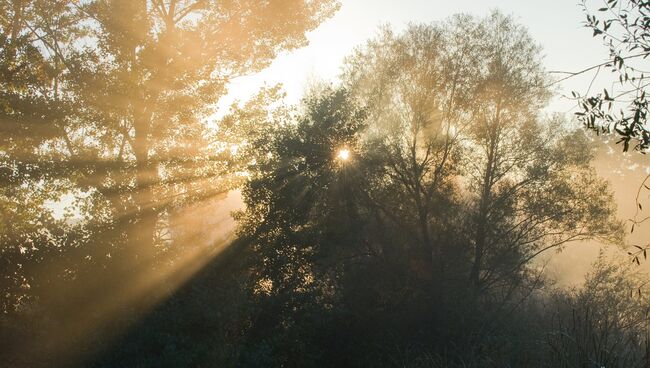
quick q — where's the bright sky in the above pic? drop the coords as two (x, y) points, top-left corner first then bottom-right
(217, 0), (611, 116)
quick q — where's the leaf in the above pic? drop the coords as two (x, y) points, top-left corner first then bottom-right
(604, 20), (612, 31)
(604, 88), (613, 101)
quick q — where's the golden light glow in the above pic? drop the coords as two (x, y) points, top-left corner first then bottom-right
(337, 148), (350, 161)
(27, 192), (243, 364)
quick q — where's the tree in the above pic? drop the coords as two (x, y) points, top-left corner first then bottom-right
(2, 0), (338, 256)
(343, 20), (473, 280)
(344, 12), (621, 295)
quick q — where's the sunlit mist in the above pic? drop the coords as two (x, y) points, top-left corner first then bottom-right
(4, 0), (650, 367)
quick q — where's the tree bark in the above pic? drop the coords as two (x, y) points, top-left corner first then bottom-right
(131, 103), (157, 262)
(469, 103), (501, 290)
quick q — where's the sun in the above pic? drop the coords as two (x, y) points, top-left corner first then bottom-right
(337, 148), (350, 161)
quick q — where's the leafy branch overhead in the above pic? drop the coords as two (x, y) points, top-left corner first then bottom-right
(577, 0), (650, 152)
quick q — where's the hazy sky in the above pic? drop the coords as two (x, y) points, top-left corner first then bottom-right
(218, 0), (610, 115)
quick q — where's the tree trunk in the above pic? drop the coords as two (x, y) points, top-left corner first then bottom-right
(131, 103), (157, 263)
(469, 149), (494, 289)
(126, 0), (157, 265)
(469, 107), (500, 290)
(7, 0), (24, 69)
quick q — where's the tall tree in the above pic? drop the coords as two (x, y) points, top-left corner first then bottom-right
(342, 18), (482, 279)
(459, 13), (620, 292)
(343, 12), (621, 294)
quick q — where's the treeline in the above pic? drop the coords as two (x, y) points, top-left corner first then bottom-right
(0, 1), (647, 367)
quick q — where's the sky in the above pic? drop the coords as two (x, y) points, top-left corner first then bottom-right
(217, 0), (611, 116)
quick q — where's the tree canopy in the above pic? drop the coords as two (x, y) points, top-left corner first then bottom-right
(0, 0), (338, 365)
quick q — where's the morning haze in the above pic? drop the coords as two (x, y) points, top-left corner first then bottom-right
(1, 0), (650, 367)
